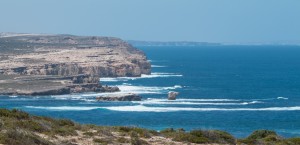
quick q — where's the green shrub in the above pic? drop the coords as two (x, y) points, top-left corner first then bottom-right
(248, 130), (277, 140)
(83, 131), (95, 137)
(116, 126), (155, 138)
(199, 130), (236, 144)
(263, 134), (282, 142)
(282, 137), (300, 145)
(117, 137), (130, 143)
(16, 120), (45, 132)
(0, 129), (53, 145)
(53, 126), (77, 136)
(56, 119), (75, 127)
(130, 131), (149, 145)
(160, 128), (175, 134)
(132, 128), (152, 138)
(238, 130), (280, 145)
(96, 127), (114, 137)
(173, 132), (209, 144)
(93, 138), (109, 144)
(161, 129), (235, 144)
(117, 126), (132, 132)
(0, 108), (29, 119)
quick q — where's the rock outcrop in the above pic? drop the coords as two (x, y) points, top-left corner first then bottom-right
(0, 74), (120, 96)
(168, 91), (179, 100)
(96, 93), (142, 101)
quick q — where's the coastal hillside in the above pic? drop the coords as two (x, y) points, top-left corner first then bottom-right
(0, 109), (299, 145)
(0, 33), (151, 95)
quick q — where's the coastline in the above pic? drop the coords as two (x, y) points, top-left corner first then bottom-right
(1, 34), (300, 144)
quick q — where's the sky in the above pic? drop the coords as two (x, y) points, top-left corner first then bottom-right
(0, 0), (299, 44)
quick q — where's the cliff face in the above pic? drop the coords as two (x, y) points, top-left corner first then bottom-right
(0, 33), (151, 77)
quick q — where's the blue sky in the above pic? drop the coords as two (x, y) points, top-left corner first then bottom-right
(0, 0), (299, 43)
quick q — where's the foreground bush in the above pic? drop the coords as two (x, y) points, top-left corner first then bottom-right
(160, 128), (236, 144)
(0, 108), (300, 145)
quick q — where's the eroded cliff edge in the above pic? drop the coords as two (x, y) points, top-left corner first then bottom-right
(0, 33), (151, 95)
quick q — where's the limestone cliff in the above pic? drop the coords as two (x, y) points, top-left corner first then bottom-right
(0, 33), (151, 95)
(0, 33), (151, 77)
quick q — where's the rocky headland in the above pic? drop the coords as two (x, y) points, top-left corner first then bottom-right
(0, 33), (151, 96)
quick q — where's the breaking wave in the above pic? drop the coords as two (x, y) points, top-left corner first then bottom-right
(25, 106), (101, 111)
(81, 85), (183, 96)
(151, 65), (167, 68)
(100, 72), (182, 82)
(9, 96), (18, 98)
(277, 97), (289, 100)
(103, 105), (300, 112)
(132, 99), (262, 105)
(25, 105), (300, 112)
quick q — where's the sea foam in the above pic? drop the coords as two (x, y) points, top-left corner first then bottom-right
(25, 106), (101, 111)
(81, 85), (183, 97)
(24, 105), (300, 112)
(100, 72), (182, 82)
(103, 105), (300, 112)
(133, 99), (262, 106)
(151, 65), (167, 68)
(277, 97), (289, 100)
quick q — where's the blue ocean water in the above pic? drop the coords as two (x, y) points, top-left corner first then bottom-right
(1, 45), (300, 138)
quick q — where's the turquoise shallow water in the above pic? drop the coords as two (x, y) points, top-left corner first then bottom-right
(1, 45), (300, 138)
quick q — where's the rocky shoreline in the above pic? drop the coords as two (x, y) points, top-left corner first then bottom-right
(0, 33), (151, 96)
(0, 74), (120, 96)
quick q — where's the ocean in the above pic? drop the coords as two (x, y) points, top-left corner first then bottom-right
(1, 45), (300, 138)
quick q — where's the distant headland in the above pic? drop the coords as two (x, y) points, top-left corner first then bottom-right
(0, 33), (151, 96)
(127, 40), (221, 47)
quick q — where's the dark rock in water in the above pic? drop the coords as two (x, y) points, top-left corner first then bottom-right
(168, 91), (179, 100)
(96, 93), (142, 101)
(69, 83), (119, 93)
(99, 85), (120, 92)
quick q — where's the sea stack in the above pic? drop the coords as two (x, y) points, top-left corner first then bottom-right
(168, 91), (179, 100)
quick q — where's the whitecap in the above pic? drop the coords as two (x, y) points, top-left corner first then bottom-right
(174, 98), (240, 102)
(122, 83), (131, 85)
(83, 85), (182, 96)
(162, 85), (183, 90)
(100, 72), (182, 82)
(25, 106), (100, 111)
(133, 98), (261, 105)
(117, 85), (165, 94)
(104, 105), (300, 112)
(277, 97), (288, 100)
(151, 65), (167, 68)
(100, 78), (120, 82)
(9, 95), (18, 98)
(241, 101), (263, 105)
(135, 101), (256, 106)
